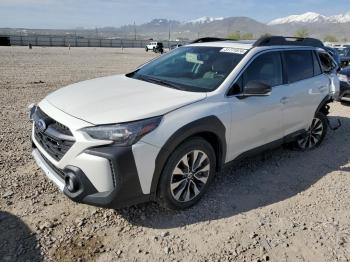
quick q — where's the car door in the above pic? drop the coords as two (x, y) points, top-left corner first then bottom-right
(226, 51), (285, 161)
(281, 50), (330, 136)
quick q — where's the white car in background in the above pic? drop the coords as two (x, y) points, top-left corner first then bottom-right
(30, 36), (338, 210)
(145, 41), (158, 52)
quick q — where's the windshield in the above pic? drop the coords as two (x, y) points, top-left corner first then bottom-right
(128, 46), (247, 92)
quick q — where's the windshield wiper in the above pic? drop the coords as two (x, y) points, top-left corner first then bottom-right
(136, 75), (185, 90)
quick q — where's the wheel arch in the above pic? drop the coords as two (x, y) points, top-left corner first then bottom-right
(149, 116), (227, 196)
(315, 95), (332, 116)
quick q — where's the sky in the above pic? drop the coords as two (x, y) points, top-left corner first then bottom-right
(0, 0), (350, 29)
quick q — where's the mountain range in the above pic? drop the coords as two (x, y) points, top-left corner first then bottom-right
(1, 12), (350, 41)
(269, 12), (350, 25)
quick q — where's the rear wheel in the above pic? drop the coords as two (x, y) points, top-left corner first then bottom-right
(296, 112), (327, 150)
(157, 138), (216, 210)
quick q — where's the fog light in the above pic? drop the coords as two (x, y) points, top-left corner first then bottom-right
(64, 172), (80, 193)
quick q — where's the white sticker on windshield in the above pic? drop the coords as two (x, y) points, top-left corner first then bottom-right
(185, 52), (203, 64)
(220, 47), (247, 54)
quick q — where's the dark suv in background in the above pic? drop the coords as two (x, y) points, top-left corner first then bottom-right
(338, 66), (350, 104)
(335, 46), (350, 68)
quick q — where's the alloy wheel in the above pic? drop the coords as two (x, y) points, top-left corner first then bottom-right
(170, 150), (210, 202)
(297, 117), (324, 149)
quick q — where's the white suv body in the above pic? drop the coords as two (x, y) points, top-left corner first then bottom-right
(31, 36), (338, 209)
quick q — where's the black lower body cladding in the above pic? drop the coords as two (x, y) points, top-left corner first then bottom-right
(81, 146), (150, 208)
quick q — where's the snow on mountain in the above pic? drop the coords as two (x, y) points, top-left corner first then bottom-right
(268, 11), (350, 25)
(187, 16), (224, 24)
(268, 12), (328, 25)
(330, 12), (350, 23)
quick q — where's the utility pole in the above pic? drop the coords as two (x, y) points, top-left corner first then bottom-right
(134, 21), (136, 40)
(168, 23), (171, 50)
(168, 23), (171, 41)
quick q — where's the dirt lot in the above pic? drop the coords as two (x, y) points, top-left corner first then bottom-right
(0, 46), (350, 262)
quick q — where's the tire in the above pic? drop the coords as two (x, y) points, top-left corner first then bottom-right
(145, 47), (148, 52)
(295, 112), (328, 150)
(157, 137), (216, 210)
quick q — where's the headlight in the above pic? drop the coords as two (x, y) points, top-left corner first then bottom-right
(338, 74), (349, 83)
(81, 116), (162, 146)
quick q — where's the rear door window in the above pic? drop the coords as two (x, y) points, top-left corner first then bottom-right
(284, 50), (314, 83)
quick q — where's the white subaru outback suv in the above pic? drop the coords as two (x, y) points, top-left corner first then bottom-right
(30, 36), (338, 210)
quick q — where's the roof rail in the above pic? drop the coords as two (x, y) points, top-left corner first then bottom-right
(191, 37), (228, 43)
(253, 36), (324, 48)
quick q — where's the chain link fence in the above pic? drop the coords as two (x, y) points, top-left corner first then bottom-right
(5, 35), (187, 48)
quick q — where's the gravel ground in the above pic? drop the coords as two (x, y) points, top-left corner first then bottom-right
(0, 46), (350, 262)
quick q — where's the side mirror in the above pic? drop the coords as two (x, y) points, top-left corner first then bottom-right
(241, 81), (272, 97)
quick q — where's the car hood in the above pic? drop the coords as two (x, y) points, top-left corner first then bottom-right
(45, 75), (206, 125)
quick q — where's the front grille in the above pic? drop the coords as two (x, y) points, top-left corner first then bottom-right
(35, 108), (73, 136)
(39, 151), (65, 179)
(33, 107), (75, 161)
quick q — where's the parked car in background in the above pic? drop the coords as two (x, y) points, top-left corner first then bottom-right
(30, 36), (338, 210)
(337, 66), (350, 104)
(324, 46), (341, 67)
(145, 41), (164, 54)
(153, 42), (164, 54)
(145, 41), (158, 52)
(334, 46), (350, 68)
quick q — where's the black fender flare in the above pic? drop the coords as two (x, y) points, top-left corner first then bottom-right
(316, 95), (332, 116)
(149, 116), (227, 195)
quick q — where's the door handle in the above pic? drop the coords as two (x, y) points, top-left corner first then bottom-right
(280, 97), (290, 104)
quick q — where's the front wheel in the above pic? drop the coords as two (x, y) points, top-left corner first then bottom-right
(145, 47), (148, 52)
(296, 112), (328, 150)
(157, 138), (216, 210)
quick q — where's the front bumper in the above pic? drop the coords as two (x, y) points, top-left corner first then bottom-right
(32, 144), (152, 208)
(31, 101), (155, 208)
